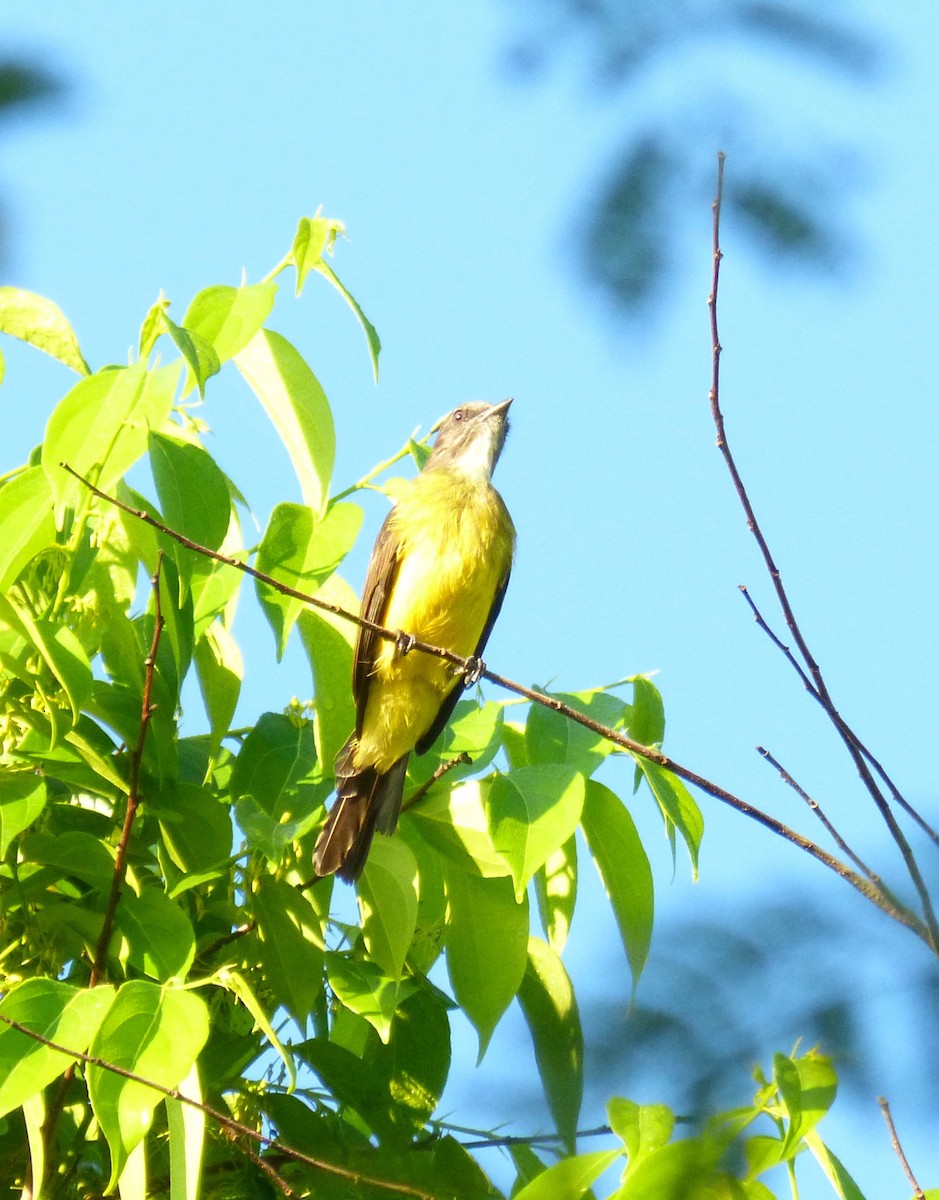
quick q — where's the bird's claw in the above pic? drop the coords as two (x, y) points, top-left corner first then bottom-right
(462, 655), (485, 686)
(394, 630), (416, 658)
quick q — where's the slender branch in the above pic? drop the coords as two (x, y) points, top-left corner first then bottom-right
(878, 1096), (924, 1200)
(401, 753), (473, 813)
(0, 1012), (434, 1200)
(457, 1124), (614, 1150)
(741, 585), (939, 851)
(89, 553), (165, 987)
(61, 461), (930, 943)
(757, 747), (877, 882)
(219, 1125), (300, 1199)
(707, 157), (939, 954)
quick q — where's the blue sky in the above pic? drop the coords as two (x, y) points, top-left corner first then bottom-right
(2, 2), (938, 1194)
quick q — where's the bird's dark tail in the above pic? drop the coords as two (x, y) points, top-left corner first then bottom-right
(313, 738), (409, 882)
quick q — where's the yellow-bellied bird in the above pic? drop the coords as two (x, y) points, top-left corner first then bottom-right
(314, 399), (515, 881)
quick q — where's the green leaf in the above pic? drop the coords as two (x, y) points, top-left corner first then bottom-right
(88, 981), (209, 1192)
(358, 836), (420, 982)
(635, 759), (703, 880)
(0, 287), (90, 374)
(256, 499), (362, 658)
(297, 576), (357, 770)
(230, 710), (318, 823)
(0, 772), (46, 857)
(517, 936), (583, 1153)
(42, 361), (181, 523)
(0, 595), (93, 723)
(312, 259), (382, 382)
(235, 329), (335, 514)
(614, 1138), (724, 1198)
(295, 1036), (399, 1144)
(534, 836), (577, 954)
(113, 888), (196, 982)
(802, 1132), (869, 1200)
(159, 311), (221, 397)
(580, 781), (654, 990)
(181, 282), (277, 365)
(385, 986), (451, 1132)
(155, 781), (234, 883)
(608, 1097), (674, 1166)
(406, 698), (506, 789)
(22, 830), (116, 890)
(192, 623), (243, 747)
(218, 969), (296, 1090)
(444, 867), (528, 1059)
(252, 877), (325, 1027)
(626, 676), (665, 745)
(290, 214), (344, 293)
(775, 1049), (838, 1152)
(0, 466), (56, 591)
(0, 979), (114, 1118)
(525, 689), (626, 776)
(488, 765), (585, 901)
(407, 777), (511, 877)
(149, 430), (231, 553)
(166, 1065), (205, 1200)
(513, 1149), (622, 1200)
(327, 954), (404, 1044)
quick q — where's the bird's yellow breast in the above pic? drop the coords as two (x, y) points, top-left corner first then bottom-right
(355, 469), (515, 771)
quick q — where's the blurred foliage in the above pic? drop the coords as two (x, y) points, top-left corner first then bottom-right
(502, 0), (882, 313)
(0, 56), (67, 264)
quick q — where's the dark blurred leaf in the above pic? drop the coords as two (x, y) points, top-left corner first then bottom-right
(0, 61), (64, 116)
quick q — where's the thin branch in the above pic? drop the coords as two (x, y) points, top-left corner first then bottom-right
(878, 1096), (924, 1200)
(219, 1125), (300, 1199)
(741, 585), (939, 851)
(0, 1012), (434, 1200)
(707, 156), (939, 954)
(457, 1124), (614, 1150)
(757, 747), (878, 882)
(61, 461), (930, 944)
(89, 553), (165, 988)
(401, 753), (473, 813)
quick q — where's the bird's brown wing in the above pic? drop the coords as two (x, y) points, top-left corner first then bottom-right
(415, 565), (511, 755)
(352, 512), (401, 734)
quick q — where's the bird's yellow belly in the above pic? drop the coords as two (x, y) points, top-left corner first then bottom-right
(355, 479), (512, 772)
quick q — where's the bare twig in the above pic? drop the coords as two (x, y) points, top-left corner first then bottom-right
(89, 553), (165, 987)
(0, 1011), (434, 1199)
(878, 1096), (924, 1200)
(401, 752), (473, 813)
(757, 747), (877, 882)
(707, 156), (939, 954)
(60, 462), (929, 943)
(457, 1124), (613, 1150)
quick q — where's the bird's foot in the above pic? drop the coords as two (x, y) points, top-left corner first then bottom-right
(462, 655), (485, 686)
(394, 630), (416, 658)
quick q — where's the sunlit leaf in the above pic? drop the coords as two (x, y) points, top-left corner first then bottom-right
(0, 466), (55, 591)
(517, 937), (583, 1152)
(513, 1149), (622, 1200)
(235, 329), (335, 514)
(358, 836), (420, 982)
(0, 287), (90, 374)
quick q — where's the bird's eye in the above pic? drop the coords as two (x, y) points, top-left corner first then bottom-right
(453, 410), (464, 422)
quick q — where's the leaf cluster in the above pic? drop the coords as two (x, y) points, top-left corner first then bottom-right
(0, 219), (882, 1198)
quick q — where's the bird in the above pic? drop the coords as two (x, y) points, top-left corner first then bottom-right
(313, 399), (515, 882)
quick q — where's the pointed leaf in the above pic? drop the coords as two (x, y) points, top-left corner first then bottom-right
(513, 1149), (622, 1200)
(444, 867), (528, 1059)
(407, 777), (511, 877)
(312, 259), (381, 382)
(43, 362), (180, 522)
(358, 836), (419, 982)
(0, 772), (46, 857)
(534, 836), (577, 954)
(0, 466), (55, 591)
(252, 877), (325, 1026)
(149, 431), (231, 552)
(580, 781), (653, 989)
(160, 312), (220, 396)
(235, 329), (335, 514)
(0, 287), (89, 374)
(181, 282), (277, 365)
(297, 575), (357, 769)
(255, 500), (362, 658)
(326, 954), (404, 1044)
(88, 982), (209, 1192)
(113, 889), (196, 982)
(517, 937), (583, 1152)
(0, 979), (114, 1118)
(488, 766), (585, 900)
(635, 759), (703, 879)
(192, 622), (243, 746)
(166, 1064), (205, 1200)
